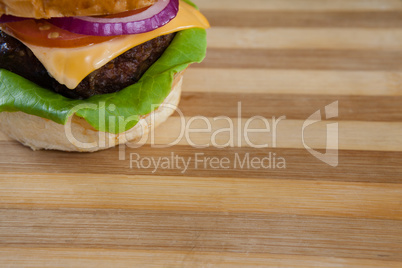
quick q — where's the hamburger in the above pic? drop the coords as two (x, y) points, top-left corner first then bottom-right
(0, 0), (209, 151)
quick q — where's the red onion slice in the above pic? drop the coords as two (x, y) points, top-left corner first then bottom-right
(49, 0), (179, 36)
(0, 15), (28, 23)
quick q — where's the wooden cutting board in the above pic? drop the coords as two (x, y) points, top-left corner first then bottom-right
(1, 0), (402, 266)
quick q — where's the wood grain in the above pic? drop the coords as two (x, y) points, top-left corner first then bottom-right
(2, 248), (402, 268)
(0, 173), (401, 220)
(153, 118), (402, 151)
(178, 92), (402, 121)
(198, 0), (402, 11)
(1, 0), (402, 266)
(1, 209), (402, 261)
(1, 144), (401, 184)
(183, 69), (402, 96)
(207, 28), (402, 50)
(199, 48), (402, 71)
(204, 10), (402, 28)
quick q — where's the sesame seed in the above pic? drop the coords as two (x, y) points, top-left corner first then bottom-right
(39, 24), (51, 31)
(48, 32), (60, 39)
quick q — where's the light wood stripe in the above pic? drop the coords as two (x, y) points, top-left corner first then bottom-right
(183, 69), (402, 96)
(207, 28), (402, 50)
(199, 48), (402, 71)
(204, 11), (402, 28)
(197, 0), (402, 12)
(1, 209), (401, 261)
(178, 92), (402, 122)
(1, 173), (401, 220)
(1, 143), (401, 184)
(1, 247), (401, 268)
(153, 118), (402, 152)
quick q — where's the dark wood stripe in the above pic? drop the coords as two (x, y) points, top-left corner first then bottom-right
(180, 92), (402, 122)
(1, 142), (401, 184)
(1, 208), (401, 261)
(199, 48), (402, 71)
(204, 10), (402, 28)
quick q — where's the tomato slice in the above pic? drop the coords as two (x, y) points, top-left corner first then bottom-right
(1, 19), (115, 48)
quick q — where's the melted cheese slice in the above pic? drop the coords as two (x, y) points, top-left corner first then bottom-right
(23, 1), (209, 89)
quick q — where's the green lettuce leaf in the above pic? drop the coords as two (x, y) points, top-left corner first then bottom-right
(181, 0), (198, 9)
(0, 27), (207, 134)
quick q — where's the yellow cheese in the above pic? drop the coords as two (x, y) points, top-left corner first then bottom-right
(23, 1), (209, 89)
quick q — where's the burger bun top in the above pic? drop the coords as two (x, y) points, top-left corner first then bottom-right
(0, 0), (156, 19)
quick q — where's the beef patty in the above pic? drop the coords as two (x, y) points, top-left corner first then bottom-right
(0, 30), (175, 99)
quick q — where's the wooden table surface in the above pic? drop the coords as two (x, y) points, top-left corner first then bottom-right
(1, 0), (402, 267)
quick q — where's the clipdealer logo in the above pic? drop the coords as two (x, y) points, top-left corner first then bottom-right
(64, 101), (339, 172)
(129, 152), (286, 174)
(302, 101), (339, 167)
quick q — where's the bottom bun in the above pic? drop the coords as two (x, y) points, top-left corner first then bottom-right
(0, 74), (183, 152)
